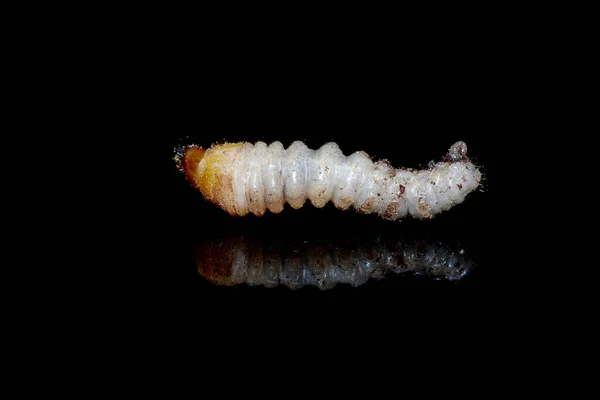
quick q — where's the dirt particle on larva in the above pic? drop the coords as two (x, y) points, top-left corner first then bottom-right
(325, 166), (329, 172)
(399, 185), (406, 196)
(379, 159), (393, 169)
(457, 184), (463, 190)
(360, 197), (375, 212)
(384, 202), (399, 220)
(418, 197), (432, 217)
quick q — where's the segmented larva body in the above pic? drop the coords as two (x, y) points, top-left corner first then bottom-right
(197, 237), (476, 289)
(181, 140), (481, 220)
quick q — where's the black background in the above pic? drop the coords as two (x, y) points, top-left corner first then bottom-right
(73, 11), (555, 373)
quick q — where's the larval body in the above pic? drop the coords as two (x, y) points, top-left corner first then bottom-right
(182, 140), (481, 220)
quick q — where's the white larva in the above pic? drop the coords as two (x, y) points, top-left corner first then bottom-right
(180, 140), (482, 220)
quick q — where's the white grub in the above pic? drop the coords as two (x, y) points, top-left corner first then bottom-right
(202, 140), (482, 220)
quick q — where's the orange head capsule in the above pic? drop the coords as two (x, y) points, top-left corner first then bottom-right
(182, 143), (245, 216)
(182, 146), (206, 187)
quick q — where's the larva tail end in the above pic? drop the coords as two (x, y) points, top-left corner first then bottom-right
(183, 146), (206, 187)
(445, 141), (470, 162)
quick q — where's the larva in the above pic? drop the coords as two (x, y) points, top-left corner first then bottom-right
(178, 140), (481, 220)
(197, 237), (476, 289)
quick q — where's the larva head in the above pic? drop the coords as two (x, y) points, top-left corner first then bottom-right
(183, 143), (242, 216)
(182, 146), (206, 185)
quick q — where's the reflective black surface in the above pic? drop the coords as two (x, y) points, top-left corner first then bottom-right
(196, 235), (477, 289)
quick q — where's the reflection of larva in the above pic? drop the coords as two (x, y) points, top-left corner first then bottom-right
(177, 140), (481, 220)
(197, 237), (476, 289)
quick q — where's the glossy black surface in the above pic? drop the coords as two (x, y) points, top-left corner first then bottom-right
(196, 235), (478, 289)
